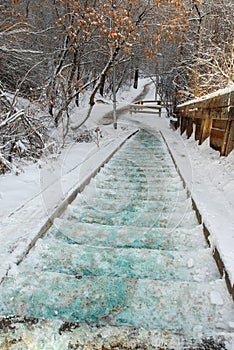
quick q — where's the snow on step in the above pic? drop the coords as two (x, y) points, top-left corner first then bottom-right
(94, 179), (184, 192)
(100, 162), (178, 181)
(95, 164), (180, 183)
(67, 204), (198, 229)
(104, 163), (179, 175)
(51, 220), (208, 251)
(18, 237), (219, 282)
(0, 273), (233, 339)
(0, 321), (199, 349)
(108, 174), (179, 186)
(72, 196), (192, 214)
(81, 184), (189, 203)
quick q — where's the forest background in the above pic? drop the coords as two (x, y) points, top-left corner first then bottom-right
(0, 0), (233, 173)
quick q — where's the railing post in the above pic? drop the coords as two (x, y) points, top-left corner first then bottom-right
(180, 117), (187, 135)
(221, 120), (234, 156)
(112, 58), (117, 129)
(186, 118), (193, 138)
(199, 118), (212, 145)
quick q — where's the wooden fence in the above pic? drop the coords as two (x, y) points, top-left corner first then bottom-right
(176, 88), (234, 156)
(129, 100), (162, 116)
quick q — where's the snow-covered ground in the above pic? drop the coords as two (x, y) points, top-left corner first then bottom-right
(0, 78), (233, 301)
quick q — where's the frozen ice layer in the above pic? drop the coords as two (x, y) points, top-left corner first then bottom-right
(67, 204), (198, 228)
(72, 196), (192, 215)
(18, 237), (219, 282)
(0, 274), (233, 338)
(51, 220), (208, 251)
(0, 129), (233, 346)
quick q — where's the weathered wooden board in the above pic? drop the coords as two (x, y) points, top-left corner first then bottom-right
(186, 118), (194, 139)
(176, 89), (234, 155)
(180, 117), (188, 135)
(129, 100), (162, 115)
(226, 121), (234, 155)
(210, 120), (228, 153)
(195, 119), (202, 141)
(199, 119), (212, 145)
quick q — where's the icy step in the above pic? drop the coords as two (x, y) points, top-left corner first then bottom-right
(67, 205), (198, 228)
(109, 154), (174, 163)
(0, 273), (233, 339)
(102, 166), (179, 179)
(51, 220), (208, 251)
(94, 170), (183, 187)
(118, 148), (169, 154)
(113, 155), (171, 162)
(120, 150), (170, 157)
(103, 154), (177, 165)
(122, 136), (162, 143)
(0, 321), (218, 350)
(113, 153), (170, 161)
(20, 238), (220, 282)
(99, 168), (181, 184)
(72, 196), (192, 214)
(106, 161), (178, 173)
(116, 146), (168, 152)
(2, 320), (233, 350)
(82, 185), (189, 202)
(109, 149), (172, 158)
(107, 148), (173, 158)
(95, 179), (184, 191)
(123, 142), (164, 149)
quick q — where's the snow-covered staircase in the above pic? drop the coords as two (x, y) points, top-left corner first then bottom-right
(0, 130), (233, 348)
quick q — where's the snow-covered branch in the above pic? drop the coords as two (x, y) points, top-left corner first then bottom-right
(0, 46), (43, 55)
(0, 152), (18, 174)
(0, 110), (24, 129)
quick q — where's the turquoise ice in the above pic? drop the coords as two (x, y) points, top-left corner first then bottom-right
(0, 130), (233, 347)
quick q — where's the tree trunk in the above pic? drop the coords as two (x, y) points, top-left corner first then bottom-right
(72, 51), (119, 131)
(99, 74), (106, 97)
(133, 68), (139, 89)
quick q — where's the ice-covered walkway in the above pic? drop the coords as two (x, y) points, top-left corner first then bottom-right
(0, 81), (233, 349)
(0, 130), (234, 349)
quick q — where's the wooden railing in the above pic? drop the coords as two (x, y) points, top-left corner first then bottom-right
(176, 88), (234, 156)
(129, 100), (162, 116)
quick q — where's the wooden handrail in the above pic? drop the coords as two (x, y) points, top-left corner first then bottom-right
(129, 99), (163, 116)
(133, 99), (162, 105)
(176, 88), (234, 156)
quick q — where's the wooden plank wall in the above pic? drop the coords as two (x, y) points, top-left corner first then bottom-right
(176, 89), (234, 156)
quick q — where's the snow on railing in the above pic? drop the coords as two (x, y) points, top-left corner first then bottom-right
(176, 87), (234, 156)
(129, 100), (163, 116)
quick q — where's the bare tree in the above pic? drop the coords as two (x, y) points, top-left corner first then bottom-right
(46, 0), (189, 129)
(0, 0), (198, 172)
(172, 0), (234, 101)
